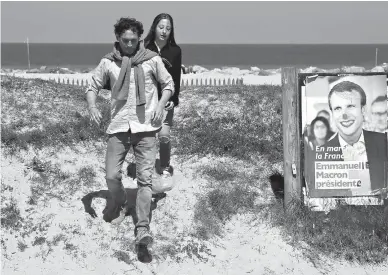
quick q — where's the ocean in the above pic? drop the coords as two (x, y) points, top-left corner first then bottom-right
(1, 43), (388, 71)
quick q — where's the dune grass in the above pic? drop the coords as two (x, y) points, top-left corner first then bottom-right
(266, 201), (388, 264)
(1, 76), (110, 155)
(172, 85), (388, 264)
(1, 76), (387, 265)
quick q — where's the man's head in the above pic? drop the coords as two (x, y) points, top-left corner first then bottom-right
(328, 81), (367, 142)
(371, 95), (388, 132)
(114, 17), (144, 56)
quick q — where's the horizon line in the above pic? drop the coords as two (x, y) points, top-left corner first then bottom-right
(2, 42), (388, 45)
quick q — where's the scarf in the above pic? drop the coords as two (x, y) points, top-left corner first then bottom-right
(103, 41), (158, 106)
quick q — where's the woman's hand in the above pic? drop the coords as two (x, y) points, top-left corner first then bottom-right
(164, 101), (174, 111)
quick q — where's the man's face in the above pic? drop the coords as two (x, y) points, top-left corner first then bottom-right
(330, 90), (365, 139)
(371, 101), (387, 131)
(116, 30), (139, 56)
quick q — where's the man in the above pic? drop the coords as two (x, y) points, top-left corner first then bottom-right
(370, 95), (388, 133)
(322, 81), (387, 195)
(85, 17), (174, 247)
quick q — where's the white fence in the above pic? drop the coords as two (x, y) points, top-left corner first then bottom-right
(1, 73), (244, 87)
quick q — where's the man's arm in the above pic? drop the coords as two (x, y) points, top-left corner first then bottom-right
(151, 56), (174, 124)
(85, 59), (109, 124)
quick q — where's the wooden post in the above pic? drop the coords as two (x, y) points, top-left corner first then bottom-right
(375, 48), (378, 67)
(26, 37), (31, 69)
(281, 67), (303, 211)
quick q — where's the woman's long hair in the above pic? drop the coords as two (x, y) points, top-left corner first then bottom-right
(144, 13), (177, 48)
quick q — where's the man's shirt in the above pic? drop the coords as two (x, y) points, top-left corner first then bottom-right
(338, 131), (367, 161)
(86, 55), (174, 134)
(338, 131), (372, 195)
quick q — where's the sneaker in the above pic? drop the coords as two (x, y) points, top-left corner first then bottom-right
(135, 227), (153, 246)
(161, 165), (174, 177)
(136, 243), (153, 263)
(110, 202), (129, 226)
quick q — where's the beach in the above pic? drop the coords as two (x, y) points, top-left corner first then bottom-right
(2, 63), (387, 87)
(0, 66), (282, 86)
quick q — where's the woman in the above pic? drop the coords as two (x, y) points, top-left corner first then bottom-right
(144, 13), (182, 177)
(308, 116), (331, 149)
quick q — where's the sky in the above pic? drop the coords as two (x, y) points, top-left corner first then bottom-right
(1, 1), (388, 44)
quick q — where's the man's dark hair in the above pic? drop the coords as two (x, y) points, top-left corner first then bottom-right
(114, 17), (144, 37)
(371, 95), (387, 106)
(328, 81), (367, 110)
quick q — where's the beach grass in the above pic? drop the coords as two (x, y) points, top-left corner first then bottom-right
(1, 77), (110, 155)
(1, 76), (387, 267)
(171, 84), (388, 264)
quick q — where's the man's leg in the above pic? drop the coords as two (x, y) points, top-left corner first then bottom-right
(132, 131), (157, 244)
(159, 108), (174, 174)
(105, 132), (131, 223)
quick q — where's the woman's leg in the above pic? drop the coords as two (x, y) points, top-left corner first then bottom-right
(159, 108), (174, 172)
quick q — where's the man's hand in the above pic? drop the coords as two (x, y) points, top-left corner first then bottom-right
(164, 101), (174, 111)
(88, 106), (102, 125)
(151, 104), (165, 125)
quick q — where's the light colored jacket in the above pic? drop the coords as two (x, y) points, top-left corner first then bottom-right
(86, 55), (174, 134)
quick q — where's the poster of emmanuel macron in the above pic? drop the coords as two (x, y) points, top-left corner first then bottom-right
(303, 74), (388, 197)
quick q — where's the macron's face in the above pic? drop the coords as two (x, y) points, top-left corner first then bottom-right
(330, 90), (365, 138)
(155, 19), (171, 43)
(116, 30), (139, 56)
(371, 101), (388, 131)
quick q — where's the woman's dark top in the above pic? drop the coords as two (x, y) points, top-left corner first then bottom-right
(147, 42), (182, 107)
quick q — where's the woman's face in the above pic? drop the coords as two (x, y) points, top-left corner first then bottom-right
(313, 121), (328, 140)
(155, 19), (172, 43)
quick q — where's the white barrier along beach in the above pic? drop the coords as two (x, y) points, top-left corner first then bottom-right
(0, 72), (250, 88)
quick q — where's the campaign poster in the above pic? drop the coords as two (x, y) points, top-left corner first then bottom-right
(302, 74), (388, 197)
